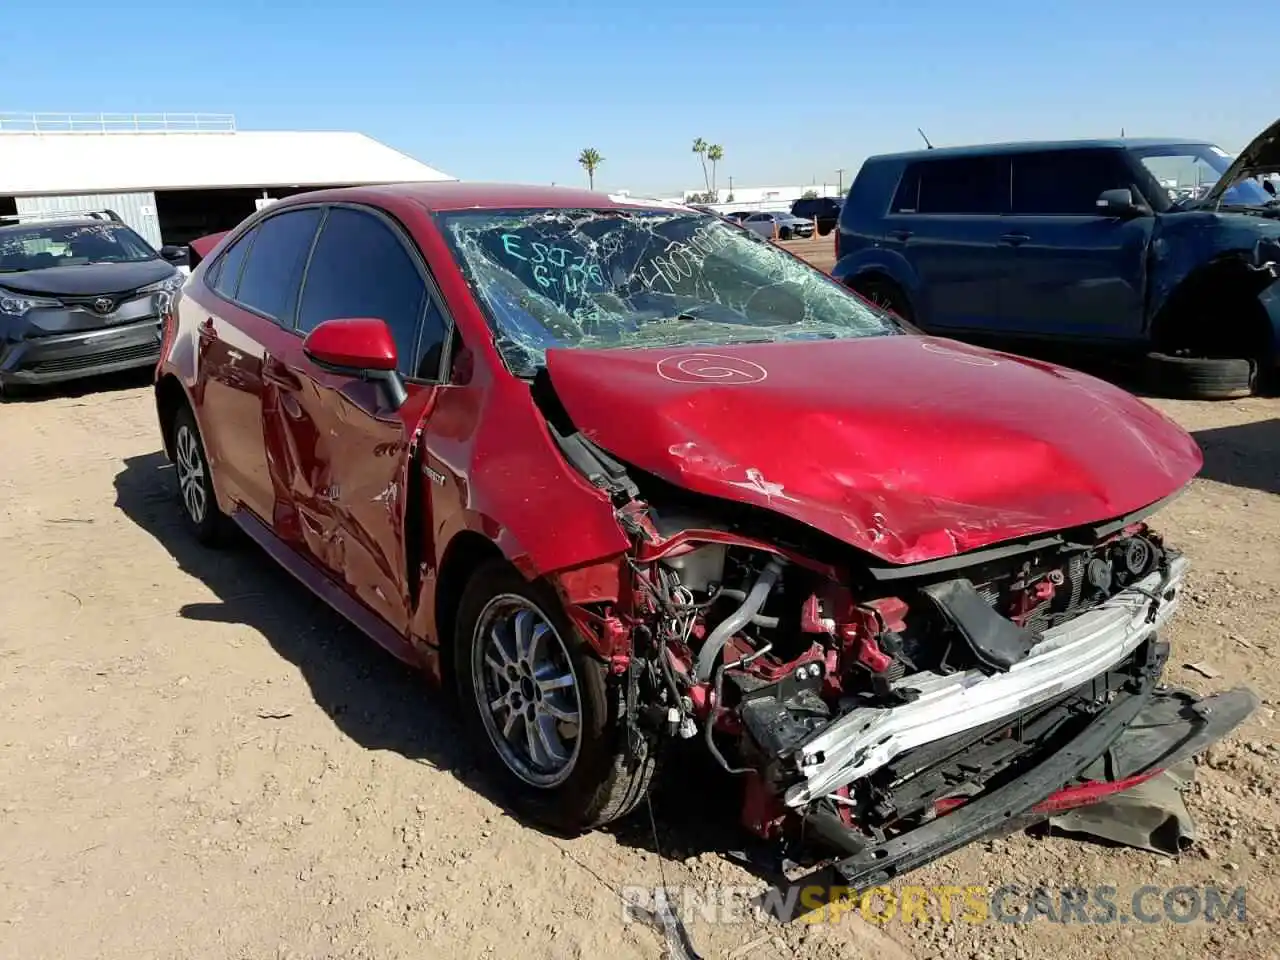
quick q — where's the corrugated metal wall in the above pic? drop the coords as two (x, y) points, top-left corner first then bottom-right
(14, 190), (161, 248)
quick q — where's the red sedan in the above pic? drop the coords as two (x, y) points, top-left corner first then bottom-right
(153, 183), (1253, 895)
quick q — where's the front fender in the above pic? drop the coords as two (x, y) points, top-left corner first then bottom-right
(1148, 212), (1280, 320)
(1259, 280), (1280, 366)
(422, 375), (630, 581)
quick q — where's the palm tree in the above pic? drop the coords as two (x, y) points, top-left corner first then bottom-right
(578, 147), (603, 190)
(707, 144), (724, 196)
(692, 138), (710, 192)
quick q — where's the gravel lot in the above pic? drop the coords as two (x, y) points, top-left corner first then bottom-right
(2, 336), (1278, 958)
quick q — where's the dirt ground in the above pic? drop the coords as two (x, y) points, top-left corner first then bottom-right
(2, 347), (1279, 958)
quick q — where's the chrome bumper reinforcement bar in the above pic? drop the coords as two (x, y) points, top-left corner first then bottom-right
(784, 555), (1188, 808)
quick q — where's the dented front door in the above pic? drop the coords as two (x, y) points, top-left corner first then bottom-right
(264, 345), (433, 636)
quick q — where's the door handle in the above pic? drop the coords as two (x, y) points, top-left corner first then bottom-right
(262, 357), (302, 391)
(999, 232), (1031, 246)
(889, 229), (913, 241)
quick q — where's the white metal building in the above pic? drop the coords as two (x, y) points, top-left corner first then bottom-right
(0, 112), (455, 247)
(663, 183), (846, 213)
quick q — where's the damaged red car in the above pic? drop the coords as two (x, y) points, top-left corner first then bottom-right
(153, 183), (1256, 896)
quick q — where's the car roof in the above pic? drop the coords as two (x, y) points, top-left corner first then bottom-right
(274, 181), (686, 214)
(866, 137), (1217, 163)
(0, 217), (109, 233)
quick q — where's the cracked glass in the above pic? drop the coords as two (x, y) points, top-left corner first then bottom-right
(435, 207), (901, 376)
(0, 222), (156, 270)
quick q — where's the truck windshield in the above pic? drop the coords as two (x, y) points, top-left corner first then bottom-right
(435, 207), (899, 375)
(1129, 144), (1272, 208)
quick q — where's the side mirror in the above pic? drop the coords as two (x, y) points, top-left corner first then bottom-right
(159, 244), (188, 264)
(303, 317), (408, 410)
(1096, 188), (1145, 219)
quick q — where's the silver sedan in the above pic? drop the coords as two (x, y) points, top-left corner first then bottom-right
(739, 210), (816, 240)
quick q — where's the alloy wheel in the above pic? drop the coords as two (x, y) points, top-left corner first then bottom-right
(472, 595), (583, 788)
(174, 423), (208, 525)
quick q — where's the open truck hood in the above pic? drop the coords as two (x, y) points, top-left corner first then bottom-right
(544, 336), (1203, 565)
(1200, 116), (1280, 206)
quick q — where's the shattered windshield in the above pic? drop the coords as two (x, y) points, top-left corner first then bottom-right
(435, 207), (900, 375)
(0, 223), (157, 271)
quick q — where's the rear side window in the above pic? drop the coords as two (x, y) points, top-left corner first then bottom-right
(234, 208), (323, 322)
(1011, 150), (1133, 216)
(891, 166), (921, 213)
(297, 207), (439, 378)
(210, 227), (257, 298)
(913, 157), (1010, 215)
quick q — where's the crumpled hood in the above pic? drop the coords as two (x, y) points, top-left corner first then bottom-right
(0, 258), (174, 297)
(544, 336), (1203, 565)
(1201, 116), (1280, 206)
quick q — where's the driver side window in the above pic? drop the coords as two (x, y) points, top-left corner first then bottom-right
(297, 207), (449, 380)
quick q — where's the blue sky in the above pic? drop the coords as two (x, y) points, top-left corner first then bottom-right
(4, 0), (1274, 195)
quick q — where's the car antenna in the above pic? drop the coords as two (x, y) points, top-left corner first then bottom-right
(917, 127), (934, 150)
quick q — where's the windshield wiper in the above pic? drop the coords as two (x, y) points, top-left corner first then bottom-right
(0, 267), (29, 273)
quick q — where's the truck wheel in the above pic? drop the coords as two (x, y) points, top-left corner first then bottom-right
(1143, 352), (1257, 400)
(454, 559), (658, 833)
(850, 277), (916, 326)
(171, 405), (228, 544)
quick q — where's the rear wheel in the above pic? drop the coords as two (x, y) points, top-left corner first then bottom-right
(172, 405), (228, 544)
(454, 560), (657, 833)
(1143, 352), (1257, 400)
(850, 276), (915, 324)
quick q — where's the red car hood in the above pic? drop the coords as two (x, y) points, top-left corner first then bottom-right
(543, 336), (1203, 565)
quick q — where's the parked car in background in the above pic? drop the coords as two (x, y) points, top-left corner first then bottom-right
(722, 210), (752, 222)
(791, 195), (844, 235)
(152, 183), (1250, 891)
(833, 117), (1280, 398)
(740, 210), (815, 239)
(0, 210), (187, 397)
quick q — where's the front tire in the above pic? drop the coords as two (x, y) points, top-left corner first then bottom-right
(454, 559), (657, 833)
(1143, 352), (1257, 400)
(171, 405), (227, 544)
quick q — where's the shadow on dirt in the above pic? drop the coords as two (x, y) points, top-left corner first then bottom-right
(0, 367), (152, 403)
(112, 451), (506, 810)
(1191, 418), (1280, 496)
(110, 449), (738, 868)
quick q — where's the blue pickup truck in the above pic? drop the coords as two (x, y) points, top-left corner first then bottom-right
(832, 118), (1280, 398)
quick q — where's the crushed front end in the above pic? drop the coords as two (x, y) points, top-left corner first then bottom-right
(549, 428), (1257, 897)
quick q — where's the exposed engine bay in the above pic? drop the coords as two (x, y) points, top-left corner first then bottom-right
(631, 502), (1178, 809)
(540, 401), (1257, 895)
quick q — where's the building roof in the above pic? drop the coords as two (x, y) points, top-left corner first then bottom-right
(867, 137), (1217, 163)
(0, 129), (454, 196)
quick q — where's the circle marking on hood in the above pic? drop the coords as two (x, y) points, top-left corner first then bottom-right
(656, 353), (768, 385)
(920, 341), (999, 366)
